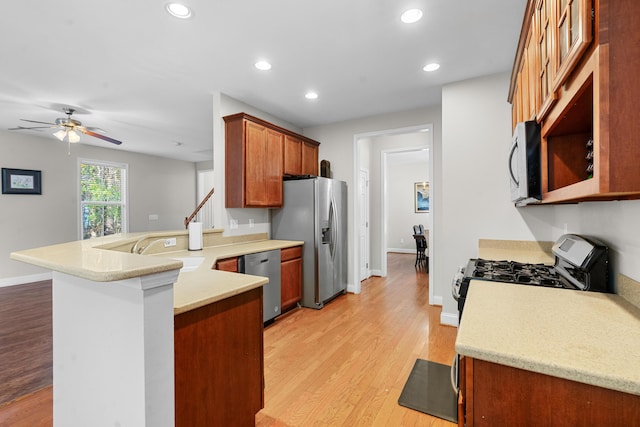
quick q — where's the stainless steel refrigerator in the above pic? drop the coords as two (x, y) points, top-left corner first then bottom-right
(271, 177), (347, 309)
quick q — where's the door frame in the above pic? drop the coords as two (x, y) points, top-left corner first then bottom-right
(352, 123), (434, 301)
(358, 168), (370, 281)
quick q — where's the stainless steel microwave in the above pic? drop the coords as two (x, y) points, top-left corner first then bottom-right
(509, 121), (541, 206)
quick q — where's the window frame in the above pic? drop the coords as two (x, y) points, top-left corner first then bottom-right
(78, 158), (129, 240)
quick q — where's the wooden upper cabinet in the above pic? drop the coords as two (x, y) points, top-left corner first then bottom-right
(224, 114), (283, 208)
(283, 135), (303, 175)
(225, 112), (321, 207)
(283, 135), (319, 176)
(552, 0), (593, 92)
(301, 140), (319, 176)
(511, 0), (640, 204)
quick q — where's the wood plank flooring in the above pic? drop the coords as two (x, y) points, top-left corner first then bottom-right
(0, 253), (457, 426)
(255, 253), (457, 426)
(0, 281), (52, 407)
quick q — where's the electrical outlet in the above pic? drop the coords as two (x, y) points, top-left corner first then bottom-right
(164, 238), (177, 247)
(148, 214), (159, 221)
(230, 219), (238, 229)
(249, 219), (255, 228)
(400, 238), (405, 244)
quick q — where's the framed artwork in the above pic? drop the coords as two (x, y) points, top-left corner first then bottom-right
(414, 182), (429, 212)
(1, 168), (42, 195)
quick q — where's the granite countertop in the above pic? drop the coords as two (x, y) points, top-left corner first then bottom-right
(456, 280), (640, 396)
(10, 230), (303, 315)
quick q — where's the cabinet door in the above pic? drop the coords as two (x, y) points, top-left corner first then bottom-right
(553, 0), (592, 91)
(265, 128), (283, 206)
(301, 141), (318, 176)
(244, 121), (283, 207)
(280, 246), (302, 312)
(283, 135), (302, 175)
(244, 121), (269, 206)
(535, 0), (557, 120)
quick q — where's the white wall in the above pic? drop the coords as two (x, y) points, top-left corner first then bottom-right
(0, 131), (196, 284)
(387, 160), (429, 252)
(438, 72), (640, 326)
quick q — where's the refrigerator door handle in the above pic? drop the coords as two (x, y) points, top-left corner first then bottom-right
(328, 199), (335, 258)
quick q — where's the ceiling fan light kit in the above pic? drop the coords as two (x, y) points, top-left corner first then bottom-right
(9, 107), (123, 149)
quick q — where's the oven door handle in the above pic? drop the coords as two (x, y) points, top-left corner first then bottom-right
(508, 137), (519, 186)
(450, 354), (459, 394)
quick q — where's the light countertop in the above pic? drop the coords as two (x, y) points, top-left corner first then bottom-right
(10, 230), (303, 315)
(456, 280), (640, 396)
(478, 238), (555, 264)
(153, 241), (303, 314)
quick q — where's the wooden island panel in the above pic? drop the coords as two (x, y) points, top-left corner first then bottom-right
(174, 287), (264, 426)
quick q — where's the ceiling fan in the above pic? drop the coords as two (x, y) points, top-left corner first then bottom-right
(9, 108), (123, 145)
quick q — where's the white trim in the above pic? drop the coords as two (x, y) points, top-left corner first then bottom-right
(386, 248), (414, 254)
(440, 311), (459, 327)
(370, 269), (383, 277)
(379, 126), (433, 280)
(0, 272), (53, 288)
(353, 124), (434, 293)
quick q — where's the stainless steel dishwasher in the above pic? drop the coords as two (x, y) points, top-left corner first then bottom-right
(239, 249), (281, 323)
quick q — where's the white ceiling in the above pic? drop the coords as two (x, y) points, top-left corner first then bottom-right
(0, 0), (526, 162)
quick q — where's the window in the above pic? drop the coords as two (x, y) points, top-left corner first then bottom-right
(79, 159), (128, 239)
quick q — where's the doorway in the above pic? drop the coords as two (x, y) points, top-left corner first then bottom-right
(353, 124), (433, 297)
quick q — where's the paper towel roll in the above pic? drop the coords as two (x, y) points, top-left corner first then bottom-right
(188, 222), (203, 251)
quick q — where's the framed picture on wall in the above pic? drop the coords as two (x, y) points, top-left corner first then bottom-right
(1, 168), (42, 195)
(414, 182), (429, 213)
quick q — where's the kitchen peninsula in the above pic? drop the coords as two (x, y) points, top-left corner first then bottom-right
(10, 229), (303, 427)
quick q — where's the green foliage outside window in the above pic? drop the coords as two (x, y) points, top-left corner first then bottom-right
(81, 163), (125, 239)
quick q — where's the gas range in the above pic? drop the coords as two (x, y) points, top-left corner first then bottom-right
(468, 259), (564, 287)
(452, 234), (610, 319)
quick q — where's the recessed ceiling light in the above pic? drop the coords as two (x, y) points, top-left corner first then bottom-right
(305, 92), (318, 100)
(401, 9), (423, 24)
(255, 60), (272, 71)
(423, 63), (440, 72)
(166, 3), (192, 19)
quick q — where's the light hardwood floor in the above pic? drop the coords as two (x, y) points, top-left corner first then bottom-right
(0, 253), (457, 426)
(256, 253), (457, 426)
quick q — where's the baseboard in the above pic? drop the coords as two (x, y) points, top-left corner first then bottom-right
(440, 311), (459, 327)
(346, 283), (360, 294)
(430, 295), (443, 306)
(370, 269), (383, 277)
(0, 272), (52, 288)
(386, 248), (414, 254)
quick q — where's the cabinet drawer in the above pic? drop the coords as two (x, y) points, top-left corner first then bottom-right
(281, 246), (302, 262)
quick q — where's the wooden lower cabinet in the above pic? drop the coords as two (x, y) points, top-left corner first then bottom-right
(174, 288), (264, 426)
(214, 256), (238, 272)
(280, 246), (302, 312)
(461, 357), (640, 426)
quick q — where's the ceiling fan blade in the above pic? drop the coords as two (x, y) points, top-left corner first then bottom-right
(8, 125), (55, 130)
(20, 119), (57, 125)
(81, 129), (123, 145)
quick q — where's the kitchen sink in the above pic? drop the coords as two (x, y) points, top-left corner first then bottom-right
(171, 257), (205, 273)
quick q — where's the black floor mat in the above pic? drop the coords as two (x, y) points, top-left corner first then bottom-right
(398, 359), (458, 423)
